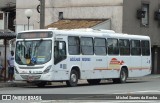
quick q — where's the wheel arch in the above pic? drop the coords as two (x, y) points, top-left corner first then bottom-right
(71, 66), (81, 79)
(120, 65), (129, 77)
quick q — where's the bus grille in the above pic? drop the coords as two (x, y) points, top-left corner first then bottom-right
(20, 75), (41, 80)
(19, 66), (44, 69)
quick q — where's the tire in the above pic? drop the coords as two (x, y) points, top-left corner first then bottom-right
(87, 79), (101, 85)
(35, 81), (46, 88)
(113, 68), (128, 83)
(66, 70), (78, 87)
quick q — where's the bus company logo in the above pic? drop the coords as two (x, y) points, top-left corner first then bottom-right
(110, 58), (124, 65)
(2, 95), (11, 100)
(109, 58), (125, 70)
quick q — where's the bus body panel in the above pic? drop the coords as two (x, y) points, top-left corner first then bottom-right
(129, 56), (142, 77)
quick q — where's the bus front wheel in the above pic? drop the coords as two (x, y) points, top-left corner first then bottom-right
(113, 68), (128, 83)
(66, 70), (78, 87)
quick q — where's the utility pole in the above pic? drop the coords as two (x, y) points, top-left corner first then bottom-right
(40, 0), (45, 29)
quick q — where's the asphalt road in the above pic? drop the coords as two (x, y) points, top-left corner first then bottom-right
(0, 77), (160, 103)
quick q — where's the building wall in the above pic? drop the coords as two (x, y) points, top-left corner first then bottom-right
(16, 0), (123, 32)
(16, 0), (123, 8)
(123, 0), (160, 46)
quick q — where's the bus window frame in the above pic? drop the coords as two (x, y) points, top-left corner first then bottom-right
(81, 37), (94, 55)
(131, 40), (141, 56)
(119, 39), (130, 55)
(68, 36), (80, 55)
(54, 41), (67, 64)
(141, 40), (150, 56)
(94, 37), (107, 55)
(107, 38), (119, 55)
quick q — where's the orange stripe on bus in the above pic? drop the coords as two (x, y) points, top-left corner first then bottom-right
(94, 68), (110, 70)
(94, 68), (150, 70)
(129, 68), (150, 70)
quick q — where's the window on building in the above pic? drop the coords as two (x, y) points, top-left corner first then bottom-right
(0, 13), (3, 20)
(141, 40), (150, 56)
(68, 36), (80, 55)
(94, 38), (107, 55)
(131, 40), (141, 55)
(81, 37), (94, 55)
(119, 39), (130, 55)
(59, 12), (63, 20)
(107, 38), (119, 55)
(141, 3), (149, 26)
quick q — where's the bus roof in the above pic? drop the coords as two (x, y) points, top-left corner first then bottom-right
(18, 28), (150, 40)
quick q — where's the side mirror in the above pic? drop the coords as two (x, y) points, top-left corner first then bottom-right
(59, 42), (63, 50)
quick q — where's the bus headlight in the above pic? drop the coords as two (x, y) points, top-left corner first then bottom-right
(43, 65), (52, 74)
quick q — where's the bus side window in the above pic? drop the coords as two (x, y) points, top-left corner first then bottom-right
(141, 40), (150, 56)
(68, 36), (80, 55)
(119, 39), (130, 55)
(81, 37), (94, 55)
(131, 40), (141, 55)
(94, 38), (107, 55)
(107, 38), (119, 55)
(54, 41), (66, 64)
(59, 41), (66, 57)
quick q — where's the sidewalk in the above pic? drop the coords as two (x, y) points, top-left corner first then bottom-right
(0, 74), (160, 88)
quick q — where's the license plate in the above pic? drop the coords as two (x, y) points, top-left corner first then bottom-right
(27, 75), (35, 81)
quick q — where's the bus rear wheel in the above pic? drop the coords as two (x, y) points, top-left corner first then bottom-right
(35, 81), (46, 88)
(113, 68), (128, 83)
(66, 70), (78, 87)
(87, 79), (101, 85)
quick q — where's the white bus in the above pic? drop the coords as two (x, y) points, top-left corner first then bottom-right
(14, 28), (151, 87)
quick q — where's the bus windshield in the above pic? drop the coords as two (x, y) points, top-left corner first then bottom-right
(15, 40), (52, 65)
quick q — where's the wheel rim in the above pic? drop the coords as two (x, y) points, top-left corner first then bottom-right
(121, 71), (126, 81)
(71, 73), (77, 82)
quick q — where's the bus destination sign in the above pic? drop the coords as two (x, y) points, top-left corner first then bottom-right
(17, 32), (53, 39)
